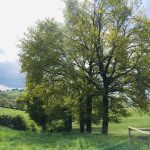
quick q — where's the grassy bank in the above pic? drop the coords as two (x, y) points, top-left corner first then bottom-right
(0, 107), (40, 131)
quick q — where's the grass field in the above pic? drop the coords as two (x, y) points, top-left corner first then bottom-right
(0, 108), (149, 150)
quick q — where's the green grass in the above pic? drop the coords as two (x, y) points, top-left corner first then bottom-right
(0, 126), (147, 150)
(109, 109), (150, 135)
(0, 107), (26, 116)
(0, 108), (149, 150)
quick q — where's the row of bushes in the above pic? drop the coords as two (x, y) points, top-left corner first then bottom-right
(0, 98), (17, 109)
(0, 108), (40, 131)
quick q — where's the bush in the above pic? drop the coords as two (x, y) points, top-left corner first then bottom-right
(0, 108), (40, 131)
(46, 120), (67, 133)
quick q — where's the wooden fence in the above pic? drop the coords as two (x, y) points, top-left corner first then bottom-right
(128, 126), (150, 150)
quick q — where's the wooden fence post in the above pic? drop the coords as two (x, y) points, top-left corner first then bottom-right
(148, 134), (150, 150)
(128, 127), (131, 149)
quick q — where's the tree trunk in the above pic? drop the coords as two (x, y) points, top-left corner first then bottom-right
(101, 88), (109, 135)
(85, 95), (93, 133)
(80, 119), (85, 133)
(64, 114), (72, 132)
(68, 115), (72, 131)
(42, 123), (47, 132)
(79, 98), (85, 133)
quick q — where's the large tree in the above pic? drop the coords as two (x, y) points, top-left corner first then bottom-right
(64, 0), (150, 134)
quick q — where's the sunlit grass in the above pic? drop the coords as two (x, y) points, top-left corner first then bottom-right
(109, 109), (150, 135)
(0, 126), (147, 150)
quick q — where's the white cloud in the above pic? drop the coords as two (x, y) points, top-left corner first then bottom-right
(0, 48), (5, 54)
(0, 85), (11, 91)
(0, 0), (149, 63)
(143, 0), (150, 17)
(0, 0), (65, 89)
(0, 0), (65, 62)
(0, 52), (18, 62)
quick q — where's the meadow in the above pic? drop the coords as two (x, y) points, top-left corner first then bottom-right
(0, 107), (149, 150)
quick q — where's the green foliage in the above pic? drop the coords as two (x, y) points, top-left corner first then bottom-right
(27, 96), (49, 130)
(47, 120), (66, 132)
(16, 92), (28, 110)
(18, 18), (64, 85)
(0, 108), (40, 132)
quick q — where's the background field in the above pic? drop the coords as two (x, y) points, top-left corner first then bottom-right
(0, 90), (23, 108)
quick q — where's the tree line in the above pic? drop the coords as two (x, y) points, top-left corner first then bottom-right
(17, 0), (150, 135)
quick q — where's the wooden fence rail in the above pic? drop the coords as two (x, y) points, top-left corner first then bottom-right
(128, 126), (150, 150)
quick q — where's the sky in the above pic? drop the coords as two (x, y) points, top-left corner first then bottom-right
(0, 0), (65, 90)
(0, 0), (149, 90)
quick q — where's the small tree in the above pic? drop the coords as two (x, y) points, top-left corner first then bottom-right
(19, 18), (96, 133)
(18, 19), (67, 131)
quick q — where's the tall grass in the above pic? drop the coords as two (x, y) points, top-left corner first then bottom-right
(0, 126), (147, 150)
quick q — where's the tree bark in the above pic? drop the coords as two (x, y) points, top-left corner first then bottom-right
(101, 88), (109, 135)
(68, 115), (72, 131)
(79, 98), (85, 133)
(85, 94), (93, 133)
(64, 114), (72, 132)
(79, 111), (85, 133)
